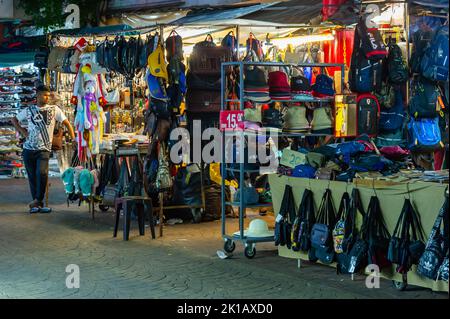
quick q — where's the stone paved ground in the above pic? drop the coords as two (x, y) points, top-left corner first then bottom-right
(0, 178), (447, 299)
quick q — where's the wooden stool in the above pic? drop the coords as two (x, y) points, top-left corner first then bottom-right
(114, 196), (155, 241)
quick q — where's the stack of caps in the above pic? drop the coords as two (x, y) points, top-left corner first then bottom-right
(262, 106), (282, 131)
(311, 74), (335, 98)
(291, 75), (314, 102)
(244, 67), (270, 103)
(268, 71), (291, 100)
(282, 106), (310, 132)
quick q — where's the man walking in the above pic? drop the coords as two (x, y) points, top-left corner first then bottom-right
(12, 85), (75, 213)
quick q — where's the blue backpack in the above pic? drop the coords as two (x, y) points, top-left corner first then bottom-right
(349, 48), (383, 93)
(421, 25), (449, 82)
(409, 78), (439, 118)
(379, 89), (406, 132)
(408, 118), (443, 152)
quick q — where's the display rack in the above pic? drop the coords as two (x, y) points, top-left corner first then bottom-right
(0, 67), (38, 178)
(220, 61), (345, 259)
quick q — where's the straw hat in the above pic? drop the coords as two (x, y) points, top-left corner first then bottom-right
(234, 219), (274, 238)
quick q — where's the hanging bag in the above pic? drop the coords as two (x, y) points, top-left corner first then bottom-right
(417, 196), (449, 280)
(365, 196), (392, 270)
(332, 192), (351, 254)
(310, 189), (336, 264)
(336, 188), (367, 274)
(291, 189), (315, 252)
(275, 185), (296, 248)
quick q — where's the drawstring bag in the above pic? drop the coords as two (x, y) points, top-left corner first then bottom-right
(275, 185), (296, 249)
(333, 192), (351, 254)
(417, 196), (449, 280)
(336, 188), (366, 274)
(364, 196), (392, 270)
(310, 189), (336, 264)
(388, 198), (426, 274)
(291, 189), (315, 252)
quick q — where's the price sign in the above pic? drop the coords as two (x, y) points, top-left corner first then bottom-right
(219, 110), (245, 131)
(280, 149), (306, 168)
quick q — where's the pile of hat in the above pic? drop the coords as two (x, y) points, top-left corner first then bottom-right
(291, 75), (315, 101)
(244, 67), (271, 103)
(268, 71), (291, 101)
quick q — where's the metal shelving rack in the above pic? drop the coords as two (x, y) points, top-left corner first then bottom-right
(220, 61), (345, 259)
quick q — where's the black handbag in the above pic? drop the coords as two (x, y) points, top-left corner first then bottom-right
(275, 185), (296, 248)
(310, 189), (336, 264)
(417, 196), (449, 280)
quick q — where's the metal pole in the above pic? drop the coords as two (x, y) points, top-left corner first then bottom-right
(236, 25), (240, 60)
(404, 1), (410, 106)
(239, 61), (245, 241)
(221, 62), (226, 238)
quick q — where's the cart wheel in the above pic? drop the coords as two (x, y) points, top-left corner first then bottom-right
(392, 280), (407, 291)
(224, 240), (236, 253)
(244, 245), (256, 259)
(99, 204), (109, 212)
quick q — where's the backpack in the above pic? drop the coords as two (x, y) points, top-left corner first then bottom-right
(291, 189), (315, 252)
(375, 82), (395, 109)
(408, 117), (443, 152)
(189, 39), (233, 75)
(410, 29), (433, 74)
(355, 19), (388, 61)
(186, 89), (221, 113)
(349, 48), (383, 93)
(379, 88), (406, 133)
(357, 94), (380, 137)
(275, 185), (296, 248)
(409, 78), (439, 118)
(221, 31), (238, 60)
(376, 129), (406, 148)
(246, 33), (264, 61)
(420, 25), (449, 82)
(387, 43), (408, 84)
(165, 30), (183, 60)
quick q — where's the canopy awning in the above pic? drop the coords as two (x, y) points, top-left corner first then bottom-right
(0, 52), (35, 67)
(50, 24), (140, 37)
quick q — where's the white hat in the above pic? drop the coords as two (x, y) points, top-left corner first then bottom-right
(234, 219), (274, 238)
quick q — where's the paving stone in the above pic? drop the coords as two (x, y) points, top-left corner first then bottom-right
(0, 178), (447, 299)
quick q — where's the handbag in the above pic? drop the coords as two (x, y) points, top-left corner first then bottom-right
(52, 127), (64, 151)
(417, 196), (449, 280)
(365, 196), (392, 270)
(275, 185), (296, 248)
(337, 188), (367, 274)
(156, 143), (172, 192)
(292, 189), (315, 252)
(310, 189), (336, 264)
(333, 192), (351, 254)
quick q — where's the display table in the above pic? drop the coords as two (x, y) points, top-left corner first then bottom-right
(268, 174), (449, 293)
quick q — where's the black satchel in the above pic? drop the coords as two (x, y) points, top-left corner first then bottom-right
(417, 196), (449, 280)
(310, 189), (336, 264)
(275, 185), (296, 249)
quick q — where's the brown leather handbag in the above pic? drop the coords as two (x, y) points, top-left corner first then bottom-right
(52, 128), (64, 151)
